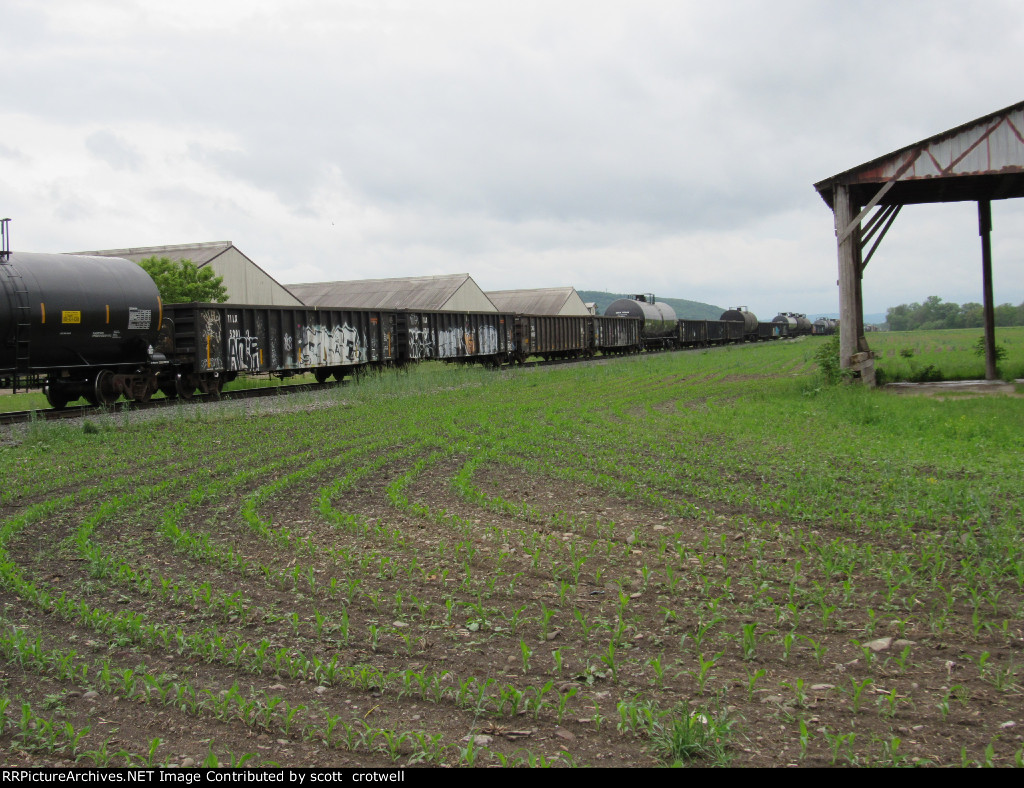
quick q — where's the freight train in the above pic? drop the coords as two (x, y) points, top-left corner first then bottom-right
(2, 251), (811, 410)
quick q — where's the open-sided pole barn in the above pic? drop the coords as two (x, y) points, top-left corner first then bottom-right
(814, 100), (1024, 384)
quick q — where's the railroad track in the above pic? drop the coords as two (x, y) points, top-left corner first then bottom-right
(0, 380), (344, 427)
(0, 343), (747, 427)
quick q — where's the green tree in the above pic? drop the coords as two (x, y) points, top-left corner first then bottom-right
(138, 256), (228, 304)
(958, 302), (984, 328)
(885, 303), (912, 332)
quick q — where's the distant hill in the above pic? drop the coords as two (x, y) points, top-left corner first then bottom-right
(577, 290), (725, 321)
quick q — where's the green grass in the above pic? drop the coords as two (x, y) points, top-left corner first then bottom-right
(2, 339), (1023, 767)
(869, 326), (1024, 382)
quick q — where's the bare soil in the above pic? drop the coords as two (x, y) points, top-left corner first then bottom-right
(2, 436), (1022, 769)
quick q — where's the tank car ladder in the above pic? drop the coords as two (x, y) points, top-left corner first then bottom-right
(1, 220), (34, 393)
(1, 266), (34, 393)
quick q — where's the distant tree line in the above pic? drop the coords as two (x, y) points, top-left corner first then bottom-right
(886, 295), (1024, 331)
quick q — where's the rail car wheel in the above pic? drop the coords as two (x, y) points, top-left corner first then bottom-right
(44, 381), (69, 410)
(176, 377), (196, 401)
(159, 382), (178, 399)
(314, 367), (331, 384)
(93, 370), (119, 406)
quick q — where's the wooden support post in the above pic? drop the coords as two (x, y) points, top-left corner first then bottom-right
(834, 184), (875, 384)
(979, 200), (998, 381)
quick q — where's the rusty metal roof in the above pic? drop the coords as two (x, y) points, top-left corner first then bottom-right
(288, 274), (484, 310)
(815, 100), (1024, 209)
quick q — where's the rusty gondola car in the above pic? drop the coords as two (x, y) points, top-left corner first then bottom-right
(398, 310), (515, 365)
(157, 303), (403, 398)
(593, 315), (642, 355)
(513, 314), (591, 362)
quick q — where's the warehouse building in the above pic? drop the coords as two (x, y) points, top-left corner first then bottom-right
(76, 241), (302, 306)
(288, 273), (497, 312)
(485, 287), (591, 316)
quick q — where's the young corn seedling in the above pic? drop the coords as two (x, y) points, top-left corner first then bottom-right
(555, 687), (577, 724)
(692, 617), (723, 649)
(551, 648), (564, 676)
(520, 640), (533, 674)
(745, 668), (766, 702)
(799, 635), (827, 666)
(740, 623), (758, 661)
(538, 602), (556, 642)
(824, 730), (856, 766)
(648, 656), (666, 688)
(848, 677), (872, 714)
(798, 719), (812, 760)
(876, 688), (904, 719)
(783, 678), (809, 709)
(690, 651), (722, 694)
(599, 641), (619, 684)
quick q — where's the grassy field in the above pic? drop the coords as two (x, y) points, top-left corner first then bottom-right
(871, 326), (1024, 383)
(1, 337), (1022, 767)
(3, 325), (1019, 413)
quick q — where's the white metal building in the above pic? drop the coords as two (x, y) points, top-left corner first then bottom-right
(485, 287), (591, 316)
(76, 241), (302, 306)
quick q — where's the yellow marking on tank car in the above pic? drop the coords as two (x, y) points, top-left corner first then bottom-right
(106, 305), (110, 324)
(62, 311), (81, 324)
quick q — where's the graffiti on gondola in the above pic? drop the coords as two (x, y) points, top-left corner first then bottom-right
(228, 329), (261, 372)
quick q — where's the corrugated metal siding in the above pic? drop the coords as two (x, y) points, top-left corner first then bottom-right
(205, 248), (303, 306)
(815, 100), (1024, 207)
(858, 106), (1024, 183)
(444, 282), (500, 313)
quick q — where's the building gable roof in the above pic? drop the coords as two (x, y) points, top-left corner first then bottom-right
(486, 287), (584, 315)
(288, 274), (483, 310)
(75, 240), (235, 267)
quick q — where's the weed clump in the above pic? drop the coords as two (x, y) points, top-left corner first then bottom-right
(972, 336), (1007, 366)
(813, 332), (844, 385)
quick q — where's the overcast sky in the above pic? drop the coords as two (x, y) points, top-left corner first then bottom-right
(2, 0), (1023, 317)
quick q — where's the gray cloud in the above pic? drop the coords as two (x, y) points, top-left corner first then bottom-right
(85, 129), (143, 171)
(2, 0), (1023, 316)
(0, 143), (27, 161)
